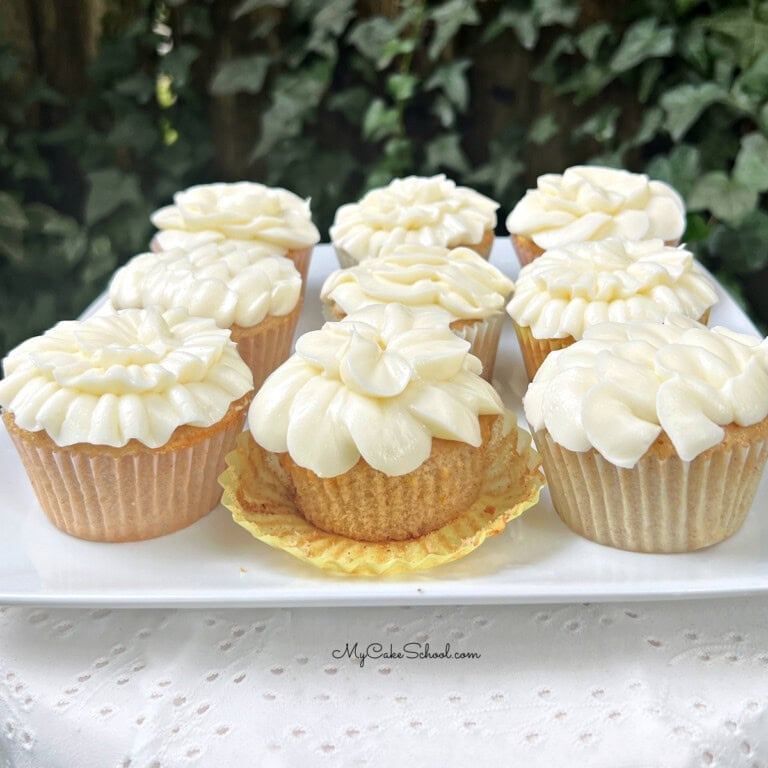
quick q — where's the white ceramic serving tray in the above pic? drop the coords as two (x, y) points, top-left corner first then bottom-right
(1, 240), (767, 607)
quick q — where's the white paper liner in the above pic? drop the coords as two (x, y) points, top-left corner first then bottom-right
(534, 428), (768, 553)
(453, 313), (505, 381)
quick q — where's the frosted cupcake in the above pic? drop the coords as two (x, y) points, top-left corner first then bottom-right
(108, 241), (302, 391)
(506, 238), (718, 380)
(320, 245), (514, 380)
(150, 181), (320, 281)
(0, 308), (254, 542)
(524, 314), (768, 553)
(330, 175), (498, 267)
(506, 166), (686, 266)
(248, 303), (506, 542)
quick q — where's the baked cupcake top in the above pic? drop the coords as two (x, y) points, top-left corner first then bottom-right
(524, 314), (768, 467)
(108, 242), (301, 329)
(329, 175), (499, 264)
(506, 238), (717, 340)
(506, 165), (685, 250)
(320, 245), (514, 321)
(248, 303), (503, 478)
(151, 181), (320, 254)
(0, 308), (253, 448)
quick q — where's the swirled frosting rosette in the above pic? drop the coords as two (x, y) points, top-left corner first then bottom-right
(0, 308), (254, 542)
(523, 314), (768, 553)
(330, 175), (499, 267)
(506, 165), (686, 265)
(220, 303), (545, 570)
(151, 182), (320, 279)
(506, 238), (718, 379)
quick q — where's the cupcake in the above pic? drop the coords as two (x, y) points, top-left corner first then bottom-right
(0, 308), (254, 542)
(506, 238), (718, 380)
(150, 181), (320, 281)
(330, 174), (498, 268)
(108, 241), (302, 391)
(319, 245), (514, 380)
(506, 165), (686, 266)
(524, 314), (768, 553)
(247, 303), (506, 542)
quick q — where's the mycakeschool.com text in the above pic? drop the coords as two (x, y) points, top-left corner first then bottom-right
(331, 642), (482, 668)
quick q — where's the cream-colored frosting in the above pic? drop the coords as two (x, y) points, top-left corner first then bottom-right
(0, 308), (253, 448)
(108, 242), (301, 329)
(320, 245), (514, 320)
(329, 175), (498, 264)
(506, 238), (717, 340)
(506, 165), (686, 249)
(151, 181), (320, 252)
(524, 314), (768, 467)
(248, 303), (503, 477)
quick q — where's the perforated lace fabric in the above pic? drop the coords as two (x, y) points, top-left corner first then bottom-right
(1, 599), (767, 767)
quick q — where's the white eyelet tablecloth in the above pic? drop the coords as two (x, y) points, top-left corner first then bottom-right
(2, 598), (768, 767)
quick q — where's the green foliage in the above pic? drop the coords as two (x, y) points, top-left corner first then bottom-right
(1, 0), (768, 357)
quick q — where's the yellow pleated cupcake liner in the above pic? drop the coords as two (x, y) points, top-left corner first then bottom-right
(219, 419), (545, 575)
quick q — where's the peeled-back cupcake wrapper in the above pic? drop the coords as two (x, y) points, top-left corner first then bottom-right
(219, 417), (545, 576)
(285, 246), (313, 287)
(513, 322), (573, 382)
(510, 235), (545, 267)
(534, 429), (768, 553)
(232, 302), (302, 392)
(6, 412), (248, 543)
(453, 313), (505, 382)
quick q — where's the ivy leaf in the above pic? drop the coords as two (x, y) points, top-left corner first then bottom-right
(387, 73), (417, 102)
(577, 22), (611, 61)
(529, 114), (559, 145)
(107, 112), (158, 153)
(708, 211), (768, 274)
(328, 87), (372, 123)
(429, 0), (480, 61)
(645, 145), (700, 199)
(558, 62), (614, 104)
(85, 169), (141, 226)
(210, 55), (270, 95)
(628, 106), (663, 148)
(659, 83), (728, 141)
(688, 172), (757, 224)
(159, 43), (200, 90)
(609, 18), (674, 73)
(362, 99), (399, 141)
(760, 103), (768, 134)
(425, 133), (469, 175)
(0, 193), (27, 231)
(431, 95), (455, 128)
(706, 8), (768, 69)
(736, 50), (768, 100)
(347, 17), (400, 68)
(573, 106), (620, 144)
(534, 0), (579, 28)
(682, 213), (709, 244)
(307, 0), (355, 56)
(424, 59), (471, 112)
(232, 0), (289, 17)
(638, 59), (663, 103)
(483, 9), (537, 49)
(733, 133), (768, 193)
(532, 34), (575, 83)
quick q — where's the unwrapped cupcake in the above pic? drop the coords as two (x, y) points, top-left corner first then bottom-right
(506, 165), (686, 266)
(248, 303), (508, 542)
(524, 314), (768, 553)
(150, 181), (320, 281)
(108, 241), (302, 391)
(506, 238), (718, 380)
(330, 174), (498, 267)
(0, 308), (254, 542)
(319, 245), (514, 380)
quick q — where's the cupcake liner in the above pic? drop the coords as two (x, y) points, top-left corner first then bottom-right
(231, 300), (302, 392)
(219, 416), (545, 575)
(451, 314), (505, 381)
(534, 422), (768, 553)
(286, 246), (313, 288)
(3, 396), (251, 542)
(513, 321), (574, 381)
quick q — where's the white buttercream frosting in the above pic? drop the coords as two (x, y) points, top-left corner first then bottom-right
(330, 175), (498, 264)
(506, 239), (717, 340)
(320, 245), (514, 320)
(248, 303), (504, 477)
(506, 166), (686, 249)
(151, 181), (320, 253)
(0, 308), (253, 448)
(108, 242), (301, 329)
(524, 314), (768, 467)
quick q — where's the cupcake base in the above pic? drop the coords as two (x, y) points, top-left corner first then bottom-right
(231, 300), (302, 392)
(3, 394), (252, 542)
(534, 419), (768, 553)
(513, 321), (573, 381)
(219, 414), (545, 575)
